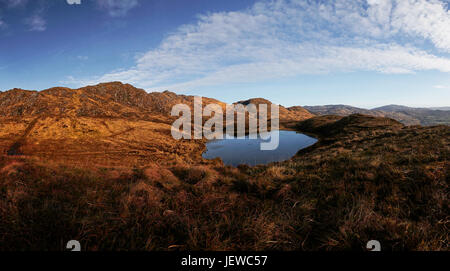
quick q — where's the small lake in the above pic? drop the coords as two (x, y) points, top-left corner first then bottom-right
(202, 130), (318, 167)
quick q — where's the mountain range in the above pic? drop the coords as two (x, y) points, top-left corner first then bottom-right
(2, 82), (447, 126)
(304, 104), (450, 126)
(0, 81), (447, 169)
(0, 82), (315, 167)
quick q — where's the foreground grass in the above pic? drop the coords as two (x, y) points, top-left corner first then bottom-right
(0, 115), (448, 251)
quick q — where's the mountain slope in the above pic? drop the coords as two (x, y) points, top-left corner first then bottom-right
(0, 82), (209, 167)
(0, 82), (313, 167)
(0, 82), (227, 118)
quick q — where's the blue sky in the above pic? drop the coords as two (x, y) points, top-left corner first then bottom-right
(0, 0), (449, 108)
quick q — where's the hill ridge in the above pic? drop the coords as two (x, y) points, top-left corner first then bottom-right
(304, 104), (450, 126)
(0, 82), (313, 122)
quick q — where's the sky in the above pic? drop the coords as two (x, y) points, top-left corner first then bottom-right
(0, 0), (449, 108)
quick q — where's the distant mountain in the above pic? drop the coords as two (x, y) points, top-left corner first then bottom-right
(429, 107), (450, 111)
(373, 105), (450, 126)
(374, 105), (450, 112)
(304, 104), (450, 126)
(304, 105), (420, 126)
(303, 105), (376, 116)
(373, 105), (412, 112)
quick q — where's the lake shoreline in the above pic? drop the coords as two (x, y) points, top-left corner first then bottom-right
(202, 130), (318, 167)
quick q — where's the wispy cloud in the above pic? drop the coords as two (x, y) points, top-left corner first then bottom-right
(433, 85), (450, 89)
(69, 0), (450, 91)
(97, 0), (139, 17)
(25, 13), (46, 32)
(0, 18), (5, 29)
(1, 0), (28, 8)
(0, 0), (28, 29)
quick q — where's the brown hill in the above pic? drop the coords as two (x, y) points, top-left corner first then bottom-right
(235, 98), (314, 127)
(0, 82), (227, 118)
(0, 82), (210, 167)
(1, 82), (312, 121)
(0, 82), (313, 167)
(297, 114), (403, 137)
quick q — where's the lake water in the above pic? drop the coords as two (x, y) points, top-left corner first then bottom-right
(202, 130), (317, 167)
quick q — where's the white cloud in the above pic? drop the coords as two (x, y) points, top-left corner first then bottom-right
(0, 18), (5, 29)
(390, 0), (450, 52)
(433, 84), (450, 89)
(73, 0), (450, 90)
(25, 14), (46, 32)
(97, 0), (139, 17)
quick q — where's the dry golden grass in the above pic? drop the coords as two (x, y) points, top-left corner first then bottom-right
(0, 116), (208, 168)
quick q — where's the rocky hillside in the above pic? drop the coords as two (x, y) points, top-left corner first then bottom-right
(1, 82), (314, 121)
(0, 82), (226, 119)
(0, 82), (313, 167)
